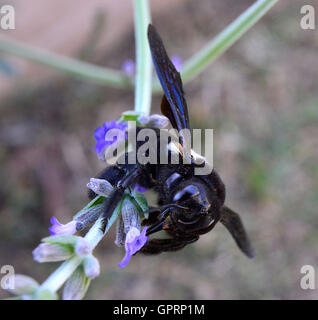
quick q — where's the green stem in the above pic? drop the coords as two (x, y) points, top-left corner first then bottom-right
(0, 37), (133, 89)
(40, 256), (82, 293)
(152, 0), (279, 92)
(133, 0), (152, 115)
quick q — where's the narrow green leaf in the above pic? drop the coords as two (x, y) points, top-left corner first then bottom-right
(131, 190), (149, 219)
(0, 37), (132, 89)
(42, 235), (80, 248)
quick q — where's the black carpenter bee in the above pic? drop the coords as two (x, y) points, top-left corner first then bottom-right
(89, 24), (254, 258)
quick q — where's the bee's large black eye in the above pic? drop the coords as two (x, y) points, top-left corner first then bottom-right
(173, 185), (200, 203)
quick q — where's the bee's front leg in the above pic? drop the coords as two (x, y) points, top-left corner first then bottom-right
(141, 203), (188, 232)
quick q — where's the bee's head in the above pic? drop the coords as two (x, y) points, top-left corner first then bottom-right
(170, 181), (221, 233)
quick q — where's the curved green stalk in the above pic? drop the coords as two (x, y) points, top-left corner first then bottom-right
(40, 256), (82, 293)
(0, 0), (277, 95)
(0, 37), (132, 88)
(154, 0), (279, 91)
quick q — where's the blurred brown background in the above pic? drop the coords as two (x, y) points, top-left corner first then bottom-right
(0, 0), (318, 299)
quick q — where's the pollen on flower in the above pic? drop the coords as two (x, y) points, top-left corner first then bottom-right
(118, 226), (148, 268)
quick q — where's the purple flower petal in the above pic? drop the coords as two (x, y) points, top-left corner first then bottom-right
(117, 253), (131, 268)
(94, 121), (127, 157)
(94, 140), (107, 155)
(94, 126), (106, 139)
(118, 227), (148, 268)
(49, 216), (77, 236)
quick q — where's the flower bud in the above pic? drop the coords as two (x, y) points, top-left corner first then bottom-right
(6, 275), (39, 296)
(75, 238), (92, 257)
(87, 178), (114, 197)
(75, 203), (104, 231)
(121, 197), (141, 234)
(83, 255), (100, 279)
(62, 267), (90, 300)
(138, 114), (169, 128)
(32, 243), (73, 263)
(114, 216), (125, 247)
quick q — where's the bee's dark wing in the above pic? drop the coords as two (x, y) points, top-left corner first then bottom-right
(220, 206), (254, 258)
(148, 24), (190, 134)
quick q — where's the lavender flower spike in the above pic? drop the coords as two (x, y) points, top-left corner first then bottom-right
(49, 217), (77, 236)
(118, 226), (148, 268)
